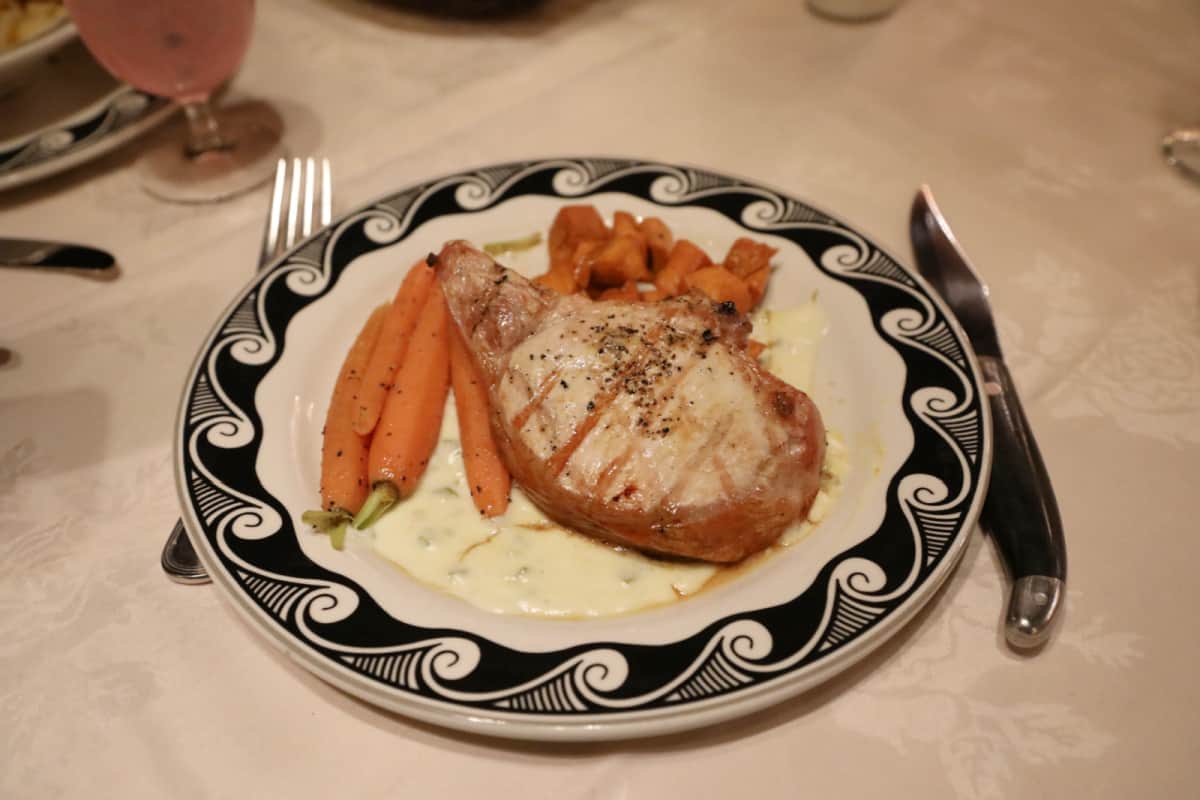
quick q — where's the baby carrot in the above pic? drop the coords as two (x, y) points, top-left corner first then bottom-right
(306, 303), (389, 548)
(355, 283), (452, 528)
(350, 259), (437, 437)
(448, 324), (510, 517)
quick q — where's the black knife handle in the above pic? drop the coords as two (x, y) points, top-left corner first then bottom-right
(978, 355), (1067, 647)
(979, 355), (1067, 580)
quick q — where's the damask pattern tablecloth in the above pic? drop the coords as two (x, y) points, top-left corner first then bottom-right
(1, 0), (1197, 797)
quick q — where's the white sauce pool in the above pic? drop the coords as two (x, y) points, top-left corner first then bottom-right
(369, 299), (846, 618)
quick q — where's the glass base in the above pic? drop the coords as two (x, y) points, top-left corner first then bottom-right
(140, 100), (286, 204)
(1163, 128), (1200, 183)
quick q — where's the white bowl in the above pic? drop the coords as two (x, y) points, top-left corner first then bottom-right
(0, 19), (78, 97)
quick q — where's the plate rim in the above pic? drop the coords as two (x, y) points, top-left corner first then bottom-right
(174, 155), (992, 741)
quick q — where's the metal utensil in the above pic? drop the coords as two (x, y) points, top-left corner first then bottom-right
(909, 185), (1067, 648)
(0, 238), (118, 280)
(162, 157), (333, 584)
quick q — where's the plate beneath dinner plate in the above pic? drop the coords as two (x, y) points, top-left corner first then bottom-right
(174, 157), (991, 740)
(0, 38), (174, 192)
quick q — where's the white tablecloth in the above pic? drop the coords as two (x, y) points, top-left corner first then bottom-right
(2, 0), (1198, 797)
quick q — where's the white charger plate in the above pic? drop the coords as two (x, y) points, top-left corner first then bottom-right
(174, 158), (990, 741)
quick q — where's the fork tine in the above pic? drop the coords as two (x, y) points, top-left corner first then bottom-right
(302, 157), (316, 238)
(261, 158), (287, 264)
(320, 158), (332, 226)
(286, 157), (302, 249)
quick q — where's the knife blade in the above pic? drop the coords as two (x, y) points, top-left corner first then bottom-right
(909, 185), (1067, 649)
(0, 238), (118, 280)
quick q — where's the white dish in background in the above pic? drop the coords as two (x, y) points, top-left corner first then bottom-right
(0, 37), (174, 191)
(174, 157), (991, 741)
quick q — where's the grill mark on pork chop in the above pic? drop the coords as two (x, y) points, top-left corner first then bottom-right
(710, 453), (737, 497)
(545, 320), (671, 476)
(592, 442), (636, 498)
(662, 408), (737, 507)
(510, 367), (563, 433)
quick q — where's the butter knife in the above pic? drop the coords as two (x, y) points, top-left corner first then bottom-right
(909, 185), (1067, 649)
(0, 238), (118, 280)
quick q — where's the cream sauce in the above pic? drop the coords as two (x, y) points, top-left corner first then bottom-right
(370, 299), (845, 618)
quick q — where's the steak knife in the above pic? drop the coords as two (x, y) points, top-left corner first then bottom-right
(0, 238), (118, 280)
(909, 185), (1066, 649)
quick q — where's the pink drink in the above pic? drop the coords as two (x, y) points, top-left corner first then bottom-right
(65, 0), (254, 103)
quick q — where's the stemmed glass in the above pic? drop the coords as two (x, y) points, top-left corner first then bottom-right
(64, 0), (285, 203)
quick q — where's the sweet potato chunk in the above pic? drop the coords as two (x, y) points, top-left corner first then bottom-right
(745, 266), (770, 307)
(639, 217), (674, 271)
(685, 266), (753, 313)
(589, 235), (651, 287)
(534, 266), (578, 295)
(654, 239), (712, 296)
(598, 282), (640, 301)
(548, 205), (609, 268)
(723, 237), (777, 279)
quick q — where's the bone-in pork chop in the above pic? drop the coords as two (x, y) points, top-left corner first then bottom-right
(435, 241), (825, 563)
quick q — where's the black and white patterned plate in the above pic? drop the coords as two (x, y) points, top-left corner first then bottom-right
(175, 158), (990, 740)
(0, 35), (174, 192)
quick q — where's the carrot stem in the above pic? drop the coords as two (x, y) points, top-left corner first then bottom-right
(301, 509), (351, 550)
(351, 482), (399, 530)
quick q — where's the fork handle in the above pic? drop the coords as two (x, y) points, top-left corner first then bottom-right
(978, 355), (1066, 647)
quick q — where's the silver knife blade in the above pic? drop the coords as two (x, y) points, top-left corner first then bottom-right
(0, 238), (118, 279)
(907, 189), (1001, 358)
(909, 185), (1067, 649)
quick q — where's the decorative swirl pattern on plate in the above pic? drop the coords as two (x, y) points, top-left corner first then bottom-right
(176, 158), (988, 730)
(0, 86), (169, 176)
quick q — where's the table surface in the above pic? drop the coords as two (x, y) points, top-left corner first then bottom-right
(2, 0), (1198, 797)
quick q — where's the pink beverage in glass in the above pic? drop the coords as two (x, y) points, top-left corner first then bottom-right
(64, 0), (254, 103)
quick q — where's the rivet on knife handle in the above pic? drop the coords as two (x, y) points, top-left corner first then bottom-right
(978, 355), (1067, 647)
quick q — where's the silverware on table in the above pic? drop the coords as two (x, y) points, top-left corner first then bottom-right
(909, 185), (1067, 649)
(0, 238), (119, 279)
(162, 157), (333, 584)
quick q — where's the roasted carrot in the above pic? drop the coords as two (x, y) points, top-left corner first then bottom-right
(356, 283), (452, 528)
(448, 325), (511, 517)
(350, 259), (437, 436)
(306, 303), (389, 548)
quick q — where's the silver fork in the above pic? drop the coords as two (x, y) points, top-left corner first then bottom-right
(161, 157), (333, 584)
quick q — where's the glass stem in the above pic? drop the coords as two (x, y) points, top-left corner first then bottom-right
(181, 98), (230, 158)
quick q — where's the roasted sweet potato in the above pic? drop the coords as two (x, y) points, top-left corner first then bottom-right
(723, 237), (777, 279)
(685, 266), (753, 313)
(548, 205), (609, 268)
(612, 211), (646, 245)
(745, 266), (771, 306)
(589, 235), (651, 287)
(598, 282), (641, 301)
(534, 266), (578, 295)
(654, 239), (712, 296)
(639, 217), (674, 271)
